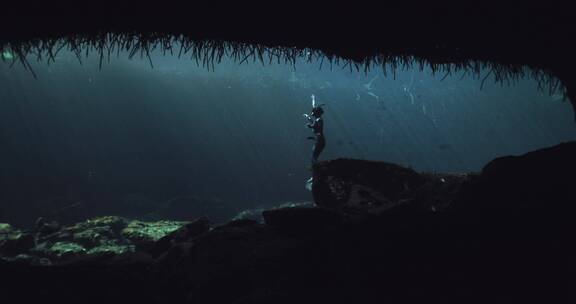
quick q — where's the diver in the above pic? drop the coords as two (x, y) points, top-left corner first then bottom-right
(303, 94), (325, 164)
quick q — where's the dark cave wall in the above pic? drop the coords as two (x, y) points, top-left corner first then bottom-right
(555, 67), (576, 121)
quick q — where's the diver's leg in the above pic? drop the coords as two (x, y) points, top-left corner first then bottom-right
(313, 137), (325, 163)
(312, 142), (320, 164)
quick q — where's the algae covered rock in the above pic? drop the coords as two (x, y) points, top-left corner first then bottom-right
(83, 216), (129, 231)
(28, 216), (134, 262)
(46, 242), (86, 259)
(149, 217), (211, 258)
(122, 220), (189, 251)
(0, 225), (35, 257)
(1, 217), (188, 262)
(0, 223), (12, 234)
(40, 217), (188, 258)
(72, 226), (117, 248)
(37, 216), (129, 250)
(87, 244), (135, 255)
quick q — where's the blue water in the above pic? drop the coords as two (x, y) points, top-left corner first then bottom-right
(0, 47), (574, 226)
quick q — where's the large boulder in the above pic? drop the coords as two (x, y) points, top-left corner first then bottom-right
(312, 158), (468, 215)
(453, 141), (576, 212)
(262, 206), (342, 234)
(149, 216), (211, 258)
(313, 159), (425, 213)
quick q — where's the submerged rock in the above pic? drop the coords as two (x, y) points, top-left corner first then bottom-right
(33, 216), (132, 258)
(0, 223), (12, 233)
(45, 241), (86, 259)
(72, 226), (117, 248)
(87, 244), (135, 255)
(121, 220), (189, 251)
(35, 218), (62, 235)
(231, 208), (266, 223)
(454, 141), (576, 212)
(2, 143), (576, 302)
(312, 159), (425, 213)
(83, 216), (129, 231)
(0, 225), (35, 257)
(1, 254), (51, 266)
(262, 206), (342, 234)
(312, 158), (468, 216)
(0, 216), (190, 263)
(232, 201), (314, 223)
(149, 216), (210, 258)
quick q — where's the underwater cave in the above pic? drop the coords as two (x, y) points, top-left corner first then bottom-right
(1, 5), (576, 303)
(0, 44), (573, 227)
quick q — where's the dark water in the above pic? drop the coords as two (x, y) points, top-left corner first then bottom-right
(1, 48), (574, 226)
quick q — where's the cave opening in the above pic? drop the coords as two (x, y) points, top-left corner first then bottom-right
(2, 8), (576, 301)
(0, 41), (574, 227)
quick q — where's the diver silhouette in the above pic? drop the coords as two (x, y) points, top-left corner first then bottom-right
(304, 94), (325, 164)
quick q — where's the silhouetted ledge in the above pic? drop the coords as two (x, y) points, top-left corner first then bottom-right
(454, 141), (576, 212)
(1, 143), (576, 303)
(312, 158), (469, 215)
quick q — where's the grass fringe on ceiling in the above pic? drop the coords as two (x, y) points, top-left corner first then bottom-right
(0, 33), (566, 98)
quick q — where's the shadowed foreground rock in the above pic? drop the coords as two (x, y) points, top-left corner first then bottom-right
(1, 143), (576, 303)
(312, 158), (470, 215)
(453, 141), (576, 212)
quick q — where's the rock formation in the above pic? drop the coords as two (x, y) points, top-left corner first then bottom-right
(1, 143), (575, 303)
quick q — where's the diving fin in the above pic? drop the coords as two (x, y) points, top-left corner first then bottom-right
(305, 177), (314, 191)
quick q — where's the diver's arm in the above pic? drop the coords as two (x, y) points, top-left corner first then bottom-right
(308, 118), (321, 130)
(313, 118), (323, 132)
(303, 113), (313, 127)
